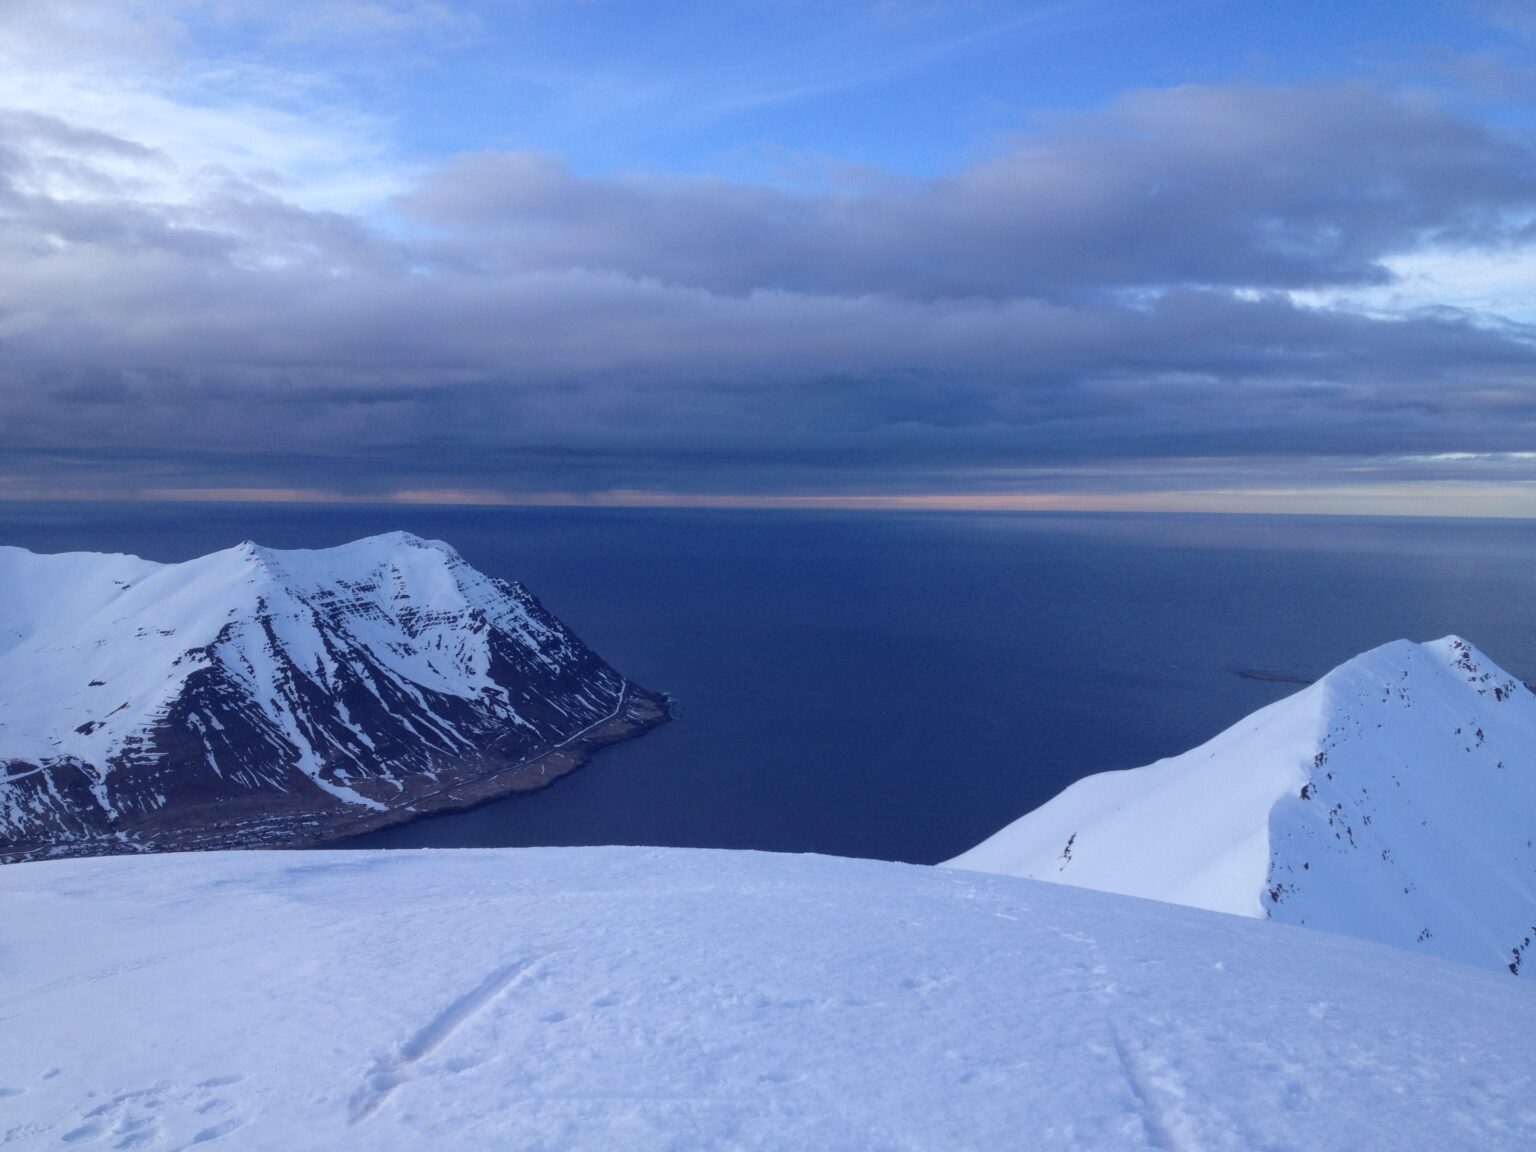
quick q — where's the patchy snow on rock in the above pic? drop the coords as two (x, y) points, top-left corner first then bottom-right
(0, 534), (665, 859)
(947, 636), (1536, 976)
(2, 845), (1534, 1151)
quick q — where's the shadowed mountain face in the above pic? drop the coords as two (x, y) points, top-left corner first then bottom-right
(0, 533), (668, 861)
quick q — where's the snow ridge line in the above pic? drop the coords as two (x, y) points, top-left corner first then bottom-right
(349, 955), (550, 1122)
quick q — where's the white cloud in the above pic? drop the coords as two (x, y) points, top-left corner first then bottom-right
(1292, 240), (1536, 326)
(1400, 451), (1536, 463)
(0, 1), (410, 215)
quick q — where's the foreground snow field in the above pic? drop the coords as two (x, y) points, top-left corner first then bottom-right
(948, 637), (1536, 976)
(3, 847), (1534, 1150)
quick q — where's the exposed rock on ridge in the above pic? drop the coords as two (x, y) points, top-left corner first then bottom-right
(947, 636), (1536, 976)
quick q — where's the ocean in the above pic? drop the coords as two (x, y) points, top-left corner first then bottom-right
(4, 502), (1533, 863)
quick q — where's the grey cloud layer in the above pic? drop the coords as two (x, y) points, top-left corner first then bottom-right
(1, 84), (1534, 496)
(408, 85), (1536, 298)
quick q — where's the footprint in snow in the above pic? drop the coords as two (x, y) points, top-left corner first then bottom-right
(55, 1079), (251, 1150)
(60, 1086), (166, 1147)
(186, 1117), (248, 1145)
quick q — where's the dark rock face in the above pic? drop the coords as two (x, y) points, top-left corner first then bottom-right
(0, 534), (668, 862)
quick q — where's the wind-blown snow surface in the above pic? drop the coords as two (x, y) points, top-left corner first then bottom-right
(947, 637), (1536, 976)
(0, 533), (665, 860)
(2, 847), (1533, 1151)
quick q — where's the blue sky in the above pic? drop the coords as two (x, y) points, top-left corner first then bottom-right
(0, 1), (1533, 513)
(184, 2), (1536, 182)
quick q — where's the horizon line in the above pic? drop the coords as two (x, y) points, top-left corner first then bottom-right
(1, 481), (1535, 519)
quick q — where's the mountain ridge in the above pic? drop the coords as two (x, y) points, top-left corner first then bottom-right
(947, 635), (1536, 976)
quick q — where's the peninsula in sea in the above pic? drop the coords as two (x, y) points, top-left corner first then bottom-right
(0, 533), (669, 863)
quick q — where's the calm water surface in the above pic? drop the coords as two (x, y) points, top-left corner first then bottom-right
(4, 504), (1533, 863)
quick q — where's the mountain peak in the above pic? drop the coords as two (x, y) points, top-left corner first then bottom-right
(1325, 633), (1479, 679)
(948, 635), (1536, 975)
(232, 538), (272, 567)
(225, 531), (454, 567)
(0, 536), (667, 861)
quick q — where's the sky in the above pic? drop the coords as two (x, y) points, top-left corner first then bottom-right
(1, 0), (1534, 515)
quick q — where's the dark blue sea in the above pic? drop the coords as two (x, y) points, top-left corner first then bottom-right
(5, 503), (1534, 863)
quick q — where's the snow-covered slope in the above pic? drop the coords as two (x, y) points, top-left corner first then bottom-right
(1, 847), (1533, 1150)
(947, 636), (1536, 976)
(0, 534), (667, 860)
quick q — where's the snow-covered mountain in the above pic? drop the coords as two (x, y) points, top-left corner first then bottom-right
(947, 636), (1536, 976)
(2, 846), (1533, 1150)
(0, 533), (667, 861)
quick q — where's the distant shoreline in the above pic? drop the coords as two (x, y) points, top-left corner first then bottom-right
(1235, 668), (1313, 685)
(306, 685), (674, 850)
(0, 687), (672, 864)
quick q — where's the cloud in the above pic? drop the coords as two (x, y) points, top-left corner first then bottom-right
(0, 67), (1535, 501)
(406, 83), (1536, 300)
(0, 2), (408, 215)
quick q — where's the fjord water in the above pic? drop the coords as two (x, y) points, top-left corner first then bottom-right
(4, 504), (1534, 863)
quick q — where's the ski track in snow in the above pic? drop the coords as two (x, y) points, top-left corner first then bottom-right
(1109, 1028), (1197, 1152)
(1048, 922), (1234, 1152)
(1052, 926), (1188, 1150)
(349, 955), (551, 1122)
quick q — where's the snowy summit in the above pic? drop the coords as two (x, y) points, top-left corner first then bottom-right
(948, 637), (1536, 976)
(2, 846), (1534, 1150)
(0, 534), (667, 862)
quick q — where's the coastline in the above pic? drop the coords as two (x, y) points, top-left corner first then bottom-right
(0, 686), (672, 864)
(299, 684), (674, 849)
